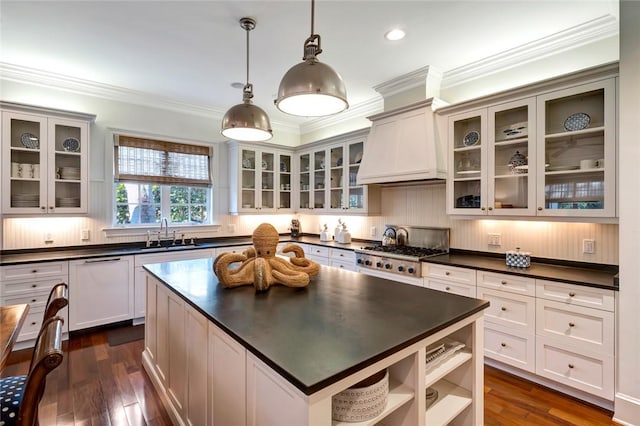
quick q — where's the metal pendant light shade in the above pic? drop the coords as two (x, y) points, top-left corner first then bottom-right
(221, 18), (273, 141)
(275, 0), (348, 117)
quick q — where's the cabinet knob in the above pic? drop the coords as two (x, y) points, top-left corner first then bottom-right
(501, 306), (507, 311)
(41, 206), (46, 210)
(31, 284), (37, 288)
(501, 280), (507, 285)
(31, 322), (37, 326)
(445, 286), (451, 291)
(31, 299), (37, 303)
(569, 292), (576, 297)
(569, 322), (575, 327)
(445, 271), (450, 276)
(538, 207), (543, 211)
(568, 364), (574, 369)
(49, 206), (54, 210)
(501, 342), (507, 347)
(481, 207), (486, 211)
(31, 270), (38, 274)
(488, 207), (493, 211)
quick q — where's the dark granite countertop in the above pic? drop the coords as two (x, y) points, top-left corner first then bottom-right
(144, 258), (489, 395)
(0, 234), (364, 266)
(425, 251), (618, 291)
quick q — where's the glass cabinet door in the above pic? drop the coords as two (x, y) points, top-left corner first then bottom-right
(260, 151), (275, 210)
(50, 119), (87, 212)
(298, 152), (311, 210)
(536, 79), (615, 217)
(449, 109), (487, 215)
(329, 145), (344, 209)
(277, 153), (292, 210)
(488, 98), (536, 216)
(240, 148), (257, 210)
(3, 112), (47, 213)
(346, 141), (365, 211)
(312, 148), (326, 210)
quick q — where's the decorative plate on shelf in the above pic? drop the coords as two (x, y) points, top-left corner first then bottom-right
(280, 161), (287, 172)
(547, 165), (580, 171)
(563, 112), (591, 131)
(462, 130), (480, 146)
(261, 160), (268, 170)
(20, 133), (40, 149)
(62, 137), (80, 152)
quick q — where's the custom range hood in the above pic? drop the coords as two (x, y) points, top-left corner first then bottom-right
(357, 66), (448, 185)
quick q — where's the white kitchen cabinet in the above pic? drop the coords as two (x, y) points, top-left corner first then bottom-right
(133, 248), (215, 322)
(228, 141), (293, 214)
(1, 103), (94, 215)
(423, 263), (477, 297)
(296, 129), (380, 215)
(0, 261), (69, 345)
(443, 68), (617, 219)
(68, 256), (134, 331)
(329, 247), (356, 271)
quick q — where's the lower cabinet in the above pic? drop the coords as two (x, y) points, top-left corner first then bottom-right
(68, 256), (134, 331)
(423, 263), (476, 297)
(0, 260), (69, 344)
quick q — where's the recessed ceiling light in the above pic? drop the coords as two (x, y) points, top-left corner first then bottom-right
(385, 28), (405, 41)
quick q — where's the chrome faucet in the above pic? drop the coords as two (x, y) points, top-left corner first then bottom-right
(160, 217), (169, 238)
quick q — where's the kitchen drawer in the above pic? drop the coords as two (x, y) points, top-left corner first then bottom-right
(2, 289), (52, 307)
(426, 278), (476, 298)
(329, 248), (355, 262)
(1, 261), (68, 281)
(329, 259), (356, 271)
(1, 298), (69, 342)
(536, 279), (615, 312)
(422, 263), (476, 285)
(484, 325), (535, 373)
(536, 337), (614, 399)
(304, 245), (329, 258)
(1, 276), (67, 296)
(307, 254), (329, 266)
(477, 271), (535, 296)
(477, 287), (535, 333)
(536, 299), (614, 355)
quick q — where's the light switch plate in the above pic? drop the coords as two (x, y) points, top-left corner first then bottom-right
(583, 239), (595, 254)
(488, 233), (501, 246)
(81, 229), (90, 240)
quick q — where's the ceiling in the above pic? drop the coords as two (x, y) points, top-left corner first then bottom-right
(0, 1), (619, 131)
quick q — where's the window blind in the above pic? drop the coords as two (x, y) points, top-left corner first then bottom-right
(114, 135), (212, 186)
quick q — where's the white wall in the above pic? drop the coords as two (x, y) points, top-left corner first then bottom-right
(614, 1), (640, 423)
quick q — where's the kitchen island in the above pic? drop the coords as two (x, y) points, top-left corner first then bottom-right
(143, 258), (489, 426)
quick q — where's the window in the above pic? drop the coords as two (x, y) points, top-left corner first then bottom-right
(113, 135), (212, 225)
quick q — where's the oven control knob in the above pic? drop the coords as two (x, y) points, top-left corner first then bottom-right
(407, 267), (415, 274)
(364, 260), (371, 266)
(397, 265), (405, 272)
(385, 263), (392, 270)
(376, 261), (383, 268)
(357, 258), (363, 264)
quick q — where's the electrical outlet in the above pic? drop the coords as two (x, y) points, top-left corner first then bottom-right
(370, 226), (376, 237)
(44, 232), (53, 243)
(488, 233), (501, 246)
(583, 239), (595, 254)
(227, 224), (236, 233)
(81, 229), (90, 241)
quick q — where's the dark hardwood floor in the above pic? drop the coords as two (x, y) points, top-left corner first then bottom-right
(3, 325), (619, 425)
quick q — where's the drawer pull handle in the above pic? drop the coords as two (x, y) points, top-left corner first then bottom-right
(445, 286), (451, 291)
(501, 280), (507, 285)
(569, 322), (575, 327)
(569, 292), (576, 297)
(501, 306), (507, 311)
(568, 364), (574, 369)
(445, 271), (450, 276)
(84, 258), (121, 263)
(500, 342), (506, 347)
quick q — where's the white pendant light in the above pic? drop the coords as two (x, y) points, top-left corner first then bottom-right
(221, 17), (273, 142)
(274, 0), (348, 117)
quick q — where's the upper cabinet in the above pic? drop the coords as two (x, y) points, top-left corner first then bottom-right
(1, 103), (94, 215)
(296, 129), (380, 215)
(444, 67), (617, 220)
(228, 141), (293, 214)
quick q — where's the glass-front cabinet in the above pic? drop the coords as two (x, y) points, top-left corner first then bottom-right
(536, 79), (616, 217)
(228, 141), (293, 214)
(296, 133), (375, 214)
(1, 106), (92, 215)
(446, 73), (616, 219)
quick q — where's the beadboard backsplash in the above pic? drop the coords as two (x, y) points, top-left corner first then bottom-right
(2, 183), (618, 265)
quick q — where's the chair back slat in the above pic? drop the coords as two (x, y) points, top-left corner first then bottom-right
(20, 316), (64, 426)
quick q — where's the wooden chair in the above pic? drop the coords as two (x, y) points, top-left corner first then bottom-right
(0, 316), (64, 426)
(42, 282), (68, 323)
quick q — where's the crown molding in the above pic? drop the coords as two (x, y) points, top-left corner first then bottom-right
(372, 66), (444, 99)
(441, 14), (619, 89)
(299, 96), (383, 134)
(0, 62), (300, 133)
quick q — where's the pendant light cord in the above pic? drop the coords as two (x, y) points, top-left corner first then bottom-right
(245, 25), (250, 87)
(310, 0), (315, 36)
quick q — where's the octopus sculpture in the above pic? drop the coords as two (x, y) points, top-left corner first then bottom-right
(213, 223), (320, 291)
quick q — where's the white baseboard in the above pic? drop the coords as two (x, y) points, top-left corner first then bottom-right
(613, 392), (640, 426)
